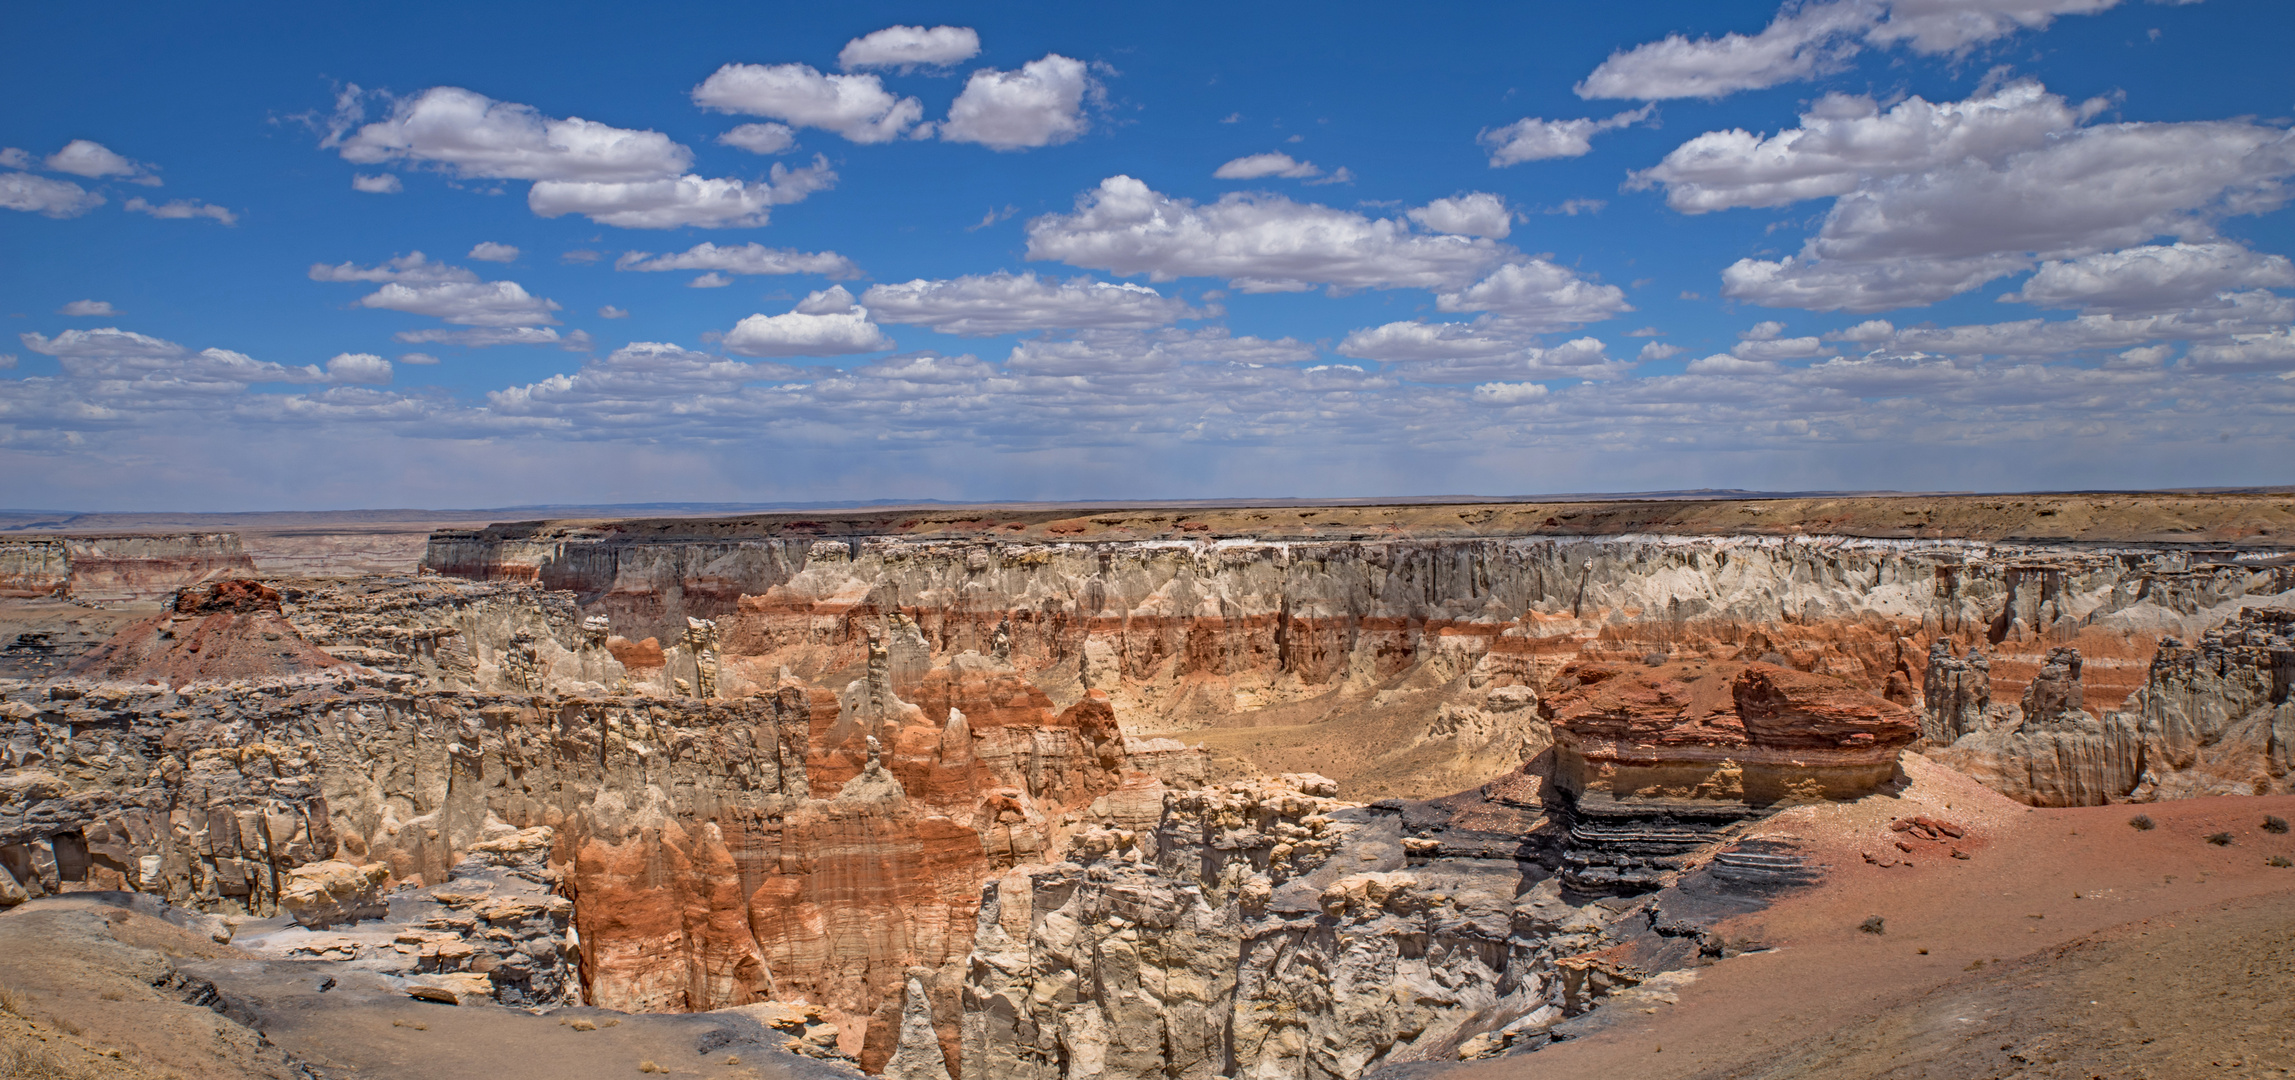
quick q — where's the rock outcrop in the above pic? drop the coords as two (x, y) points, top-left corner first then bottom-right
(2124, 607), (2295, 800)
(1539, 659), (1917, 892)
(1927, 646), (2147, 808)
(64, 578), (346, 686)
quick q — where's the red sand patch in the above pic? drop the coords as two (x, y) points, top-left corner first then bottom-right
(1444, 754), (2295, 1079)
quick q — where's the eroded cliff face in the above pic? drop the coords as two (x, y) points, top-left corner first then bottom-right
(422, 531), (2292, 798)
(1920, 608), (2295, 806)
(7, 515), (2295, 1080)
(0, 534), (258, 601)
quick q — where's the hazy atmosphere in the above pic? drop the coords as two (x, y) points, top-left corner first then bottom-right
(5, 0), (2292, 509)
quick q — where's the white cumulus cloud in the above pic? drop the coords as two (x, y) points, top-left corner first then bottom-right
(1, 173), (105, 218)
(939, 55), (1098, 150)
(335, 86), (691, 181)
(309, 253), (479, 285)
(1634, 81), (2095, 213)
(1577, 0), (2131, 101)
(58, 300), (118, 317)
(615, 242), (861, 278)
(717, 122), (796, 155)
(1434, 259), (1632, 330)
(1214, 152), (1324, 180)
(1999, 242), (2295, 313)
(468, 242), (520, 263)
(1407, 193), (1513, 238)
(326, 352), (393, 384)
(722, 286), (895, 357)
(1004, 328), (1314, 375)
(395, 326), (585, 349)
(352, 173), (403, 193)
(329, 86), (823, 229)
(124, 197), (236, 224)
(1479, 107), (1651, 166)
(1471, 381), (1551, 404)
(1698, 82), (2295, 311)
(528, 156), (835, 229)
(1025, 175), (1507, 293)
(838, 25), (981, 72)
(43, 139), (160, 184)
(863, 272), (1207, 336)
(20, 327), (328, 385)
(358, 280), (562, 327)
(691, 63), (923, 144)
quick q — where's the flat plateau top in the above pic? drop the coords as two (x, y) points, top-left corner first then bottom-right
(435, 491), (2295, 547)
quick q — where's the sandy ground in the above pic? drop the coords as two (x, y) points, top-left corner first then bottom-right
(1434, 754), (2295, 1080)
(0, 894), (859, 1080)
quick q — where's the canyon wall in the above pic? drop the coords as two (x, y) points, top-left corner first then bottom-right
(7, 498), (2295, 1080)
(0, 533), (258, 601)
(0, 539), (68, 598)
(425, 525), (2294, 758)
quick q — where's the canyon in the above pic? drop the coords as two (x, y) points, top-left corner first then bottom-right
(2, 493), (2293, 1080)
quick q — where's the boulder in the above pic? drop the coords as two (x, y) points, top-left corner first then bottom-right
(278, 860), (389, 928)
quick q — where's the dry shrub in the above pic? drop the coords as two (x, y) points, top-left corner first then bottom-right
(2263, 815), (2289, 834)
(2128, 815), (2155, 831)
(0, 1039), (107, 1080)
(639, 1061), (664, 1074)
(0, 987), (29, 1017)
(2206, 832), (2234, 846)
(565, 1018), (598, 1031)
(1858, 916), (1886, 935)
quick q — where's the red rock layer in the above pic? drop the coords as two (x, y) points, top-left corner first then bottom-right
(1542, 659), (1918, 803)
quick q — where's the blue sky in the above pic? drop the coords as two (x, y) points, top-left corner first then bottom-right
(4, 0), (2292, 510)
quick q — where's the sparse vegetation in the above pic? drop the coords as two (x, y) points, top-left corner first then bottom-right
(392, 1018), (428, 1031)
(2206, 832), (2234, 846)
(1859, 916), (1886, 934)
(639, 1061), (665, 1074)
(565, 1018), (598, 1031)
(2263, 815), (2289, 834)
(0, 986), (28, 1017)
(0, 1040), (108, 1080)
(2129, 815), (2155, 831)
(2268, 855), (2292, 868)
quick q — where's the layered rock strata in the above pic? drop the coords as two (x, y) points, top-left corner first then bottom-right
(1, 588), (1144, 1071)
(1922, 610), (2295, 806)
(9, 504), (2295, 1080)
(0, 533), (257, 601)
(423, 527), (2295, 759)
(2124, 607), (2295, 799)
(1538, 659), (1917, 892)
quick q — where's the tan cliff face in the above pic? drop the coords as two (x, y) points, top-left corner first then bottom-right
(422, 526), (2291, 800)
(6, 500), (2295, 1080)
